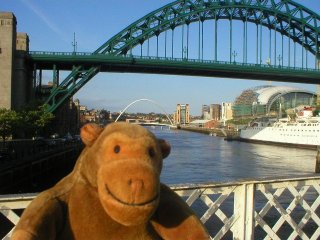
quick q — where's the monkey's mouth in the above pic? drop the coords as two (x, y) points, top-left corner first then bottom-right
(104, 184), (159, 207)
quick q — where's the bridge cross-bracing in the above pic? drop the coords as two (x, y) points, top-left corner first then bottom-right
(27, 0), (320, 112)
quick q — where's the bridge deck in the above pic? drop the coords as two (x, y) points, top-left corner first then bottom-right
(28, 52), (320, 84)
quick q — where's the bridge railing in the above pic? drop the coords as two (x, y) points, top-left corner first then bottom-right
(1, 175), (320, 239)
(29, 51), (93, 56)
(28, 51), (320, 72)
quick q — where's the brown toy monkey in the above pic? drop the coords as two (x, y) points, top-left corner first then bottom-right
(12, 122), (210, 239)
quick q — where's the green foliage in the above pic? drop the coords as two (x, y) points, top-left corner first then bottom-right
(0, 104), (54, 140)
(20, 105), (54, 137)
(226, 118), (253, 125)
(0, 108), (21, 142)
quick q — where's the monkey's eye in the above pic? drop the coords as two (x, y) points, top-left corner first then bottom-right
(114, 145), (121, 153)
(148, 147), (155, 158)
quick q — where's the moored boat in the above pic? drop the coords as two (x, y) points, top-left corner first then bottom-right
(240, 107), (320, 149)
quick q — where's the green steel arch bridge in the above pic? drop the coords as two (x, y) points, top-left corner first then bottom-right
(27, 0), (320, 112)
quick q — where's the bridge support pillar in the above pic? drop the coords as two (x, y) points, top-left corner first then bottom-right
(0, 12), (16, 109)
(0, 12), (34, 110)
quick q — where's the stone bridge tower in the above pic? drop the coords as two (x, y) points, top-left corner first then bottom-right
(0, 12), (33, 110)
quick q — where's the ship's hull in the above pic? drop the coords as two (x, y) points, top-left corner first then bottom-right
(240, 125), (320, 150)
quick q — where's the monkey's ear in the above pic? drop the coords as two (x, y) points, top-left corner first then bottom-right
(158, 139), (171, 159)
(80, 123), (103, 146)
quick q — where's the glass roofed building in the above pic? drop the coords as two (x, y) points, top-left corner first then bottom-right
(232, 85), (317, 118)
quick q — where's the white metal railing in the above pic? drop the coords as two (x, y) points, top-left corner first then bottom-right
(1, 175), (320, 239)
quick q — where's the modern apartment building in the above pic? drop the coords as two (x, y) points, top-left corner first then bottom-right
(221, 102), (234, 123)
(209, 104), (221, 121)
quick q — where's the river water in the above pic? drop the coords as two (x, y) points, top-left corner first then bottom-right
(148, 127), (317, 185)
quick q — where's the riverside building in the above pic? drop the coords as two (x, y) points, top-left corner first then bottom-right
(232, 85), (316, 118)
(173, 104), (190, 125)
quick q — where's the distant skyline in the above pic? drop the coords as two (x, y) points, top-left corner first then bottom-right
(2, 0), (320, 115)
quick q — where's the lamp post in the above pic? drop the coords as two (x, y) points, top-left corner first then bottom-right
(232, 50), (237, 63)
(183, 46), (187, 60)
(72, 32), (77, 54)
(277, 54), (282, 67)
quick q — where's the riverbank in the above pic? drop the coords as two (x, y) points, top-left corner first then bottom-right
(179, 125), (320, 150)
(179, 126), (240, 139)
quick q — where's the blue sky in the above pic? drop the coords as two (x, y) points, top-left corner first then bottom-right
(2, 0), (320, 115)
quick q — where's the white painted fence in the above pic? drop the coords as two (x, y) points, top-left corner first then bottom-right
(1, 175), (320, 239)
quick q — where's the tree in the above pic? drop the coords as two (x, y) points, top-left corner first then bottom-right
(21, 105), (55, 138)
(0, 108), (20, 143)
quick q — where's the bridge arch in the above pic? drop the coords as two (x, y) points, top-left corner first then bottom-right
(95, 0), (320, 57)
(115, 98), (174, 126)
(43, 0), (320, 112)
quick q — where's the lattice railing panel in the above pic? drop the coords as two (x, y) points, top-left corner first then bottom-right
(1, 176), (320, 239)
(255, 179), (320, 240)
(0, 193), (36, 240)
(173, 184), (238, 239)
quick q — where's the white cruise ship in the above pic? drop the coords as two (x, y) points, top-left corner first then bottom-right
(240, 108), (320, 149)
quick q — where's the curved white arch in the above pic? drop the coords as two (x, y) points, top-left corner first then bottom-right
(115, 98), (174, 126)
